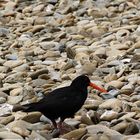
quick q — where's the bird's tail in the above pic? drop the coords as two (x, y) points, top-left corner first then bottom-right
(12, 103), (38, 112)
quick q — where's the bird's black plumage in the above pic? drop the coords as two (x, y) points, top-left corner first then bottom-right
(23, 75), (89, 120)
(13, 75), (106, 129)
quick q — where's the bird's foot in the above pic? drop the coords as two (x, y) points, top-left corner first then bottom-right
(58, 122), (74, 135)
(51, 128), (60, 138)
(51, 120), (74, 136)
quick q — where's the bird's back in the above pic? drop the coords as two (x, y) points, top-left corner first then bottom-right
(22, 85), (88, 120)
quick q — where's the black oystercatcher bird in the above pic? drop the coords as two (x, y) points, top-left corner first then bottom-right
(13, 75), (107, 130)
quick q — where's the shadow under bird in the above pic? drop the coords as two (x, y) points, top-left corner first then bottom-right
(13, 75), (107, 130)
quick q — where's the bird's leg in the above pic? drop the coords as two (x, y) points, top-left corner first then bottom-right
(58, 117), (74, 134)
(52, 120), (57, 129)
(58, 118), (64, 130)
(58, 118), (72, 134)
(57, 118), (65, 134)
(51, 120), (61, 138)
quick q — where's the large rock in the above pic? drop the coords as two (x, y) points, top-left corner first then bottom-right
(28, 131), (48, 140)
(99, 99), (122, 111)
(107, 81), (124, 89)
(100, 110), (118, 121)
(22, 112), (42, 123)
(0, 131), (23, 139)
(122, 133), (140, 140)
(87, 124), (122, 140)
(61, 128), (87, 140)
(0, 115), (15, 125)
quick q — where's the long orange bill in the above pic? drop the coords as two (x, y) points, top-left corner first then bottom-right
(89, 82), (107, 93)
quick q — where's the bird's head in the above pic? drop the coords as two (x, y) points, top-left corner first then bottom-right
(71, 75), (107, 93)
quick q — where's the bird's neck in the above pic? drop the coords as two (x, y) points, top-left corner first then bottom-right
(70, 84), (88, 95)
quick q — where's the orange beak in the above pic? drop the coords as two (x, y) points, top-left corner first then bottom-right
(89, 82), (107, 93)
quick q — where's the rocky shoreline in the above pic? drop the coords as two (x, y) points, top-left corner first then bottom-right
(0, 0), (140, 139)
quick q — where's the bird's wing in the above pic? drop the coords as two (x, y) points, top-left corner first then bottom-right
(40, 87), (79, 109)
(23, 86), (81, 112)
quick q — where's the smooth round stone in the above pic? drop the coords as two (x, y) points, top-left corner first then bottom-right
(40, 115), (52, 123)
(22, 112), (42, 123)
(13, 64), (30, 72)
(29, 131), (48, 140)
(0, 131), (23, 139)
(130, 95), (140, 102)
(64, 119), (80, 127)
(84, 99), (102, 110)
(120, 89), (133, 95)
(87, 7), (108, 18)
(135, 100), (140, 107)
(10, 88), (23, 96)
(87, 124), (122, 139)
(0, 115), (15, 125)
(94, 47), (106, 58)
(0, 66), (10, 73)
(22, 5), (32, 13)
(99, 99), (122, 111)
(30, 123), (48, 131)
(118, 112), (136, 121)
(86, 135), (98, 140)
(131, 107), (140, 113)
(116, 29), (130, 41)
(33, 46), (46, 55)
(61, 60), (76, 71)
(12, 126), (30, 137)
(4, 1), (16, 10)
(18, 34), (32, 42)
(3, 60), (23, 68)
(0, 92), (8, 98)
(100, 110), (118, 121)
(121, 84), (134, 91)
(1, 83), (23, 92)
(34, 17), (46, 25)
(81, 114), (93, 125)
(7, 95), (23, 105)
(134, 40), (140, 49)
(4, 72), (27, 83)
(6, 54), (17, 60)
(31, 79), (48, 87)
(0, 28), (10, 37)
(124, 122), (139, 135)
(45, 4), (54, 15)
(30, 25), (45, 34)
(41, 60), (56, 65)
(39, 41), (56, 50)
(66, 47), (76, 59)
(123, 134), (140, 140)
(111, 121), (130, 133)
(134, 48), (140, 54)
(81, 61), (97, 75)
(0, 104), (13, 116)
(0, 97), (6, 104)
(75, 47), (89, 53)
(32, 4), (45, 12)
(7, 120), (31, 130)
(104, 74), (118, 83)
(107, 81), (124, 89)
(61, 128), (87, 140)
(106, 48), (123, 60)
(45, 51), (60, 57)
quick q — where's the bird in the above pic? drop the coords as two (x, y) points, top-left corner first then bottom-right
(13, 75), (107, 130)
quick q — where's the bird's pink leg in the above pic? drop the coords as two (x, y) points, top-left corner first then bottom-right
(58, 117), (74, 134)
(58, 118), (64, 129)
(52, 120), (57, 129)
